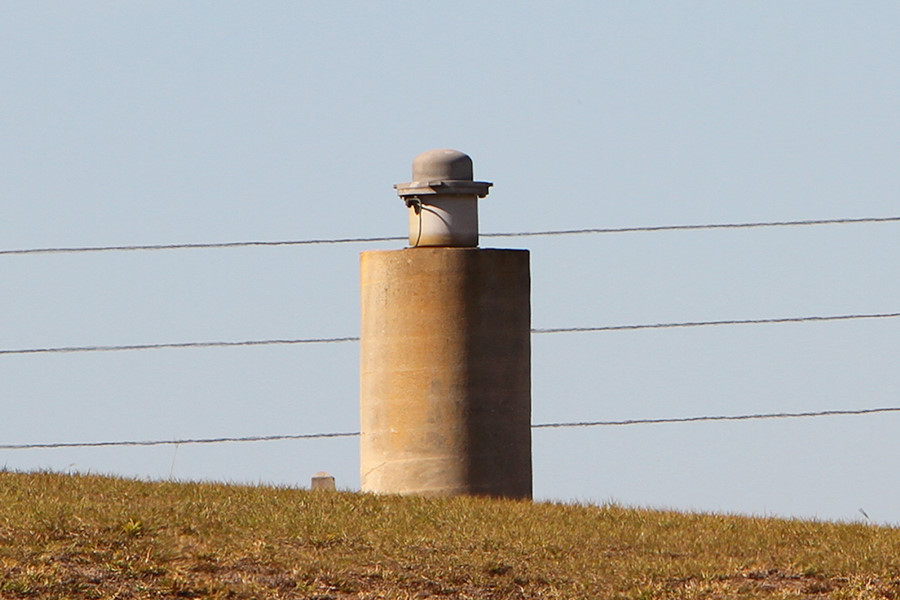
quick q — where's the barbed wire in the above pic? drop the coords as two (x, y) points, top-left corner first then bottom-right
(531, 311), (900, 335)
(483, 215), (900, 238)
(3, 310), (898, 357)
(2, 407), (897, 450)
(531, 407), (900, 429)
(0, 336), (360, 356)
(2, 215), (897, 256)
(0, 431), (360, 450)
(0, 236), (405, 256)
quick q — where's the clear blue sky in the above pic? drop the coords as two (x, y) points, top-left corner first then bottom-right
(2, 1), (900, 524)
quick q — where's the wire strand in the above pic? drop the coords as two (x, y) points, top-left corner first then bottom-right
(482, 215), (900, 238)
(532, 311), (900, 335)
(532, 407), (900, 429)
(0, 431), (359, 450)
(2, 407), (897, 450)
(0, 336), (360, 356)
(3, 310), (898, 357)
(2, 215), (897, 256)
(0, 236), (405, 256)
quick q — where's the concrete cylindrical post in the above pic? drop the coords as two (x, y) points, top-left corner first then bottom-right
(360, 149), (531, 499)
(360, 248), (532, 498)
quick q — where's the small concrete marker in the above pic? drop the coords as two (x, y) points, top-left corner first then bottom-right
(311, 471), (336, 491)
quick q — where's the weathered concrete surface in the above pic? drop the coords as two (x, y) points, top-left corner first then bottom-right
(310, 471), (336, 491)
(360, 247), (532, 499)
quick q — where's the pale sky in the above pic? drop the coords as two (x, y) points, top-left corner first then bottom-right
(2, 1), (900, 524)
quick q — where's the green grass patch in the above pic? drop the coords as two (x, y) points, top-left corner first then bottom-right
(1, 470), (899, 598)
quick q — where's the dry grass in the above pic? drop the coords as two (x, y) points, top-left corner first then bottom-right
(1, 470), (899, 599)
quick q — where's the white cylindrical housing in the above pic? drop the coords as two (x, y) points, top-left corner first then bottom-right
(395, 149), (491, 248)
(407, 194), (479, 247)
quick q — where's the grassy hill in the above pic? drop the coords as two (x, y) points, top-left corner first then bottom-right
(1, 471), (899, 599)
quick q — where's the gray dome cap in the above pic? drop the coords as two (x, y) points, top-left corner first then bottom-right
(395, 149), (492, 198)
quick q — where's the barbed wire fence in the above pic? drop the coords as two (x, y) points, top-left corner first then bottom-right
(2, 311), (899, 357)
(2, 214), (899, 452)
(2, 407), (899, 451)
(3, 215), (899, 256)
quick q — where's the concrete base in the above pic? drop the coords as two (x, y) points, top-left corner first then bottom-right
(360, 248), (532, 499)
(310, 471), (336, 491)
